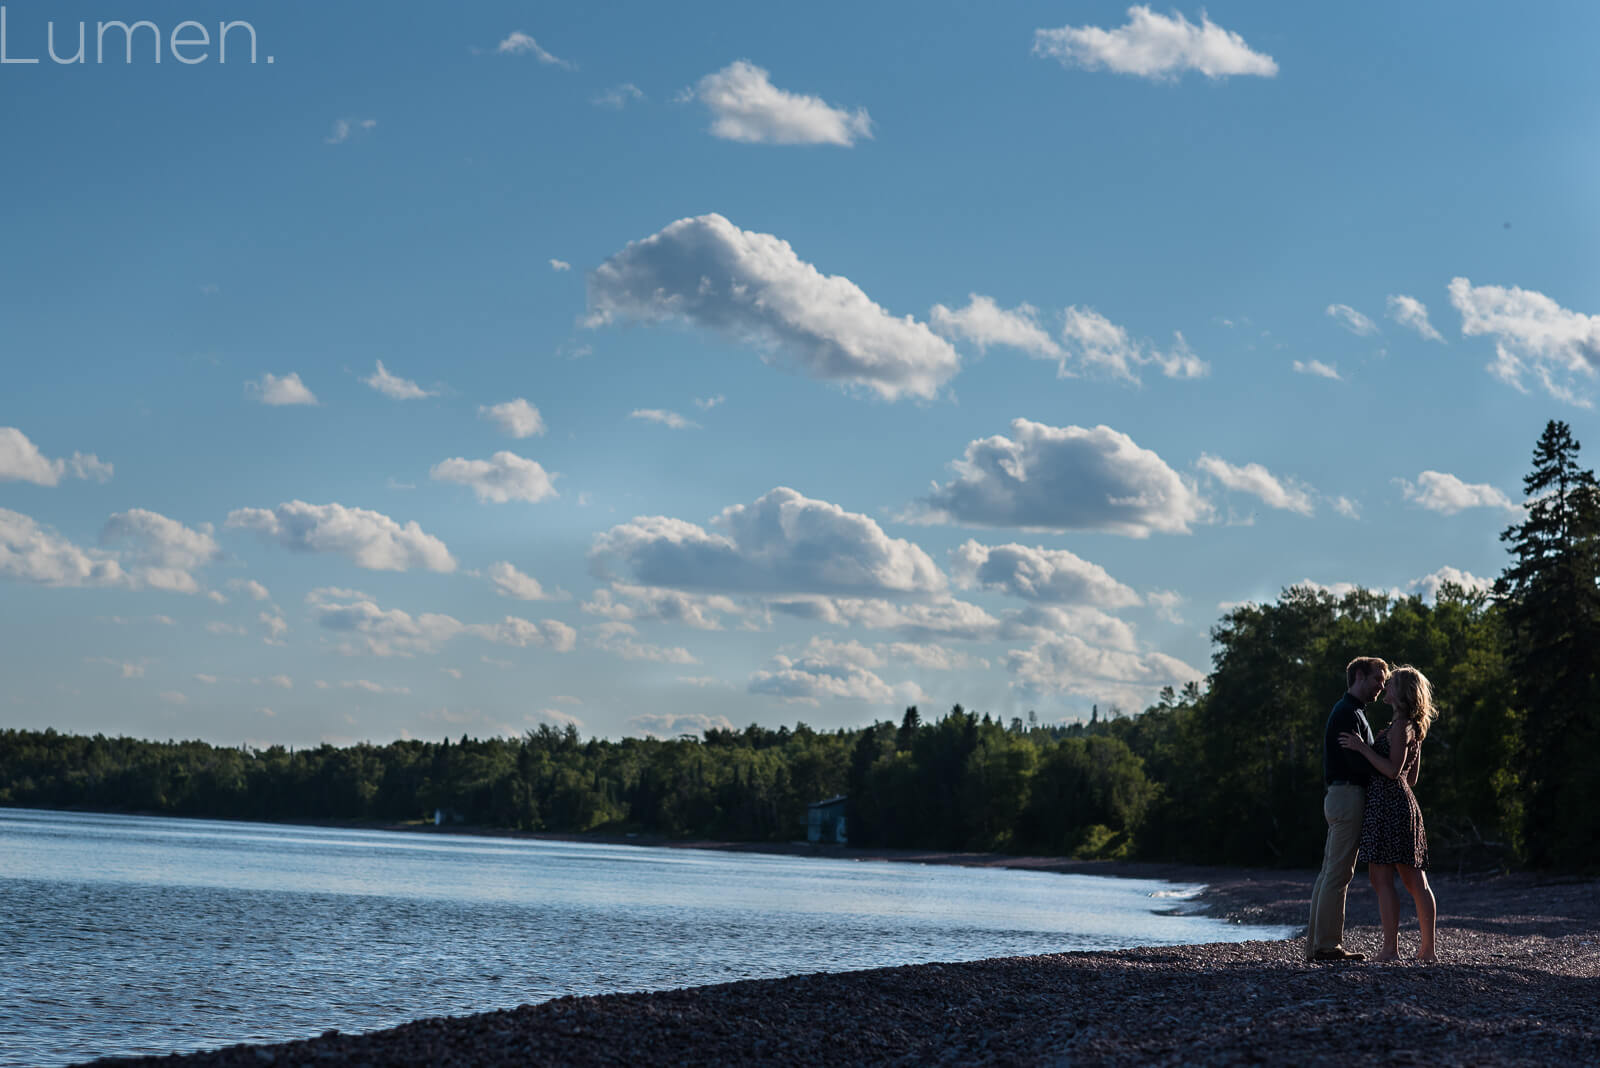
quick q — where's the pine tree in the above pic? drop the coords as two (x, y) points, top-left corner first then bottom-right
(1496, 420), (1600, 866)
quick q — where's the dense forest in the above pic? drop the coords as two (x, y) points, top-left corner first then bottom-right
(3, 422), (1596, 870)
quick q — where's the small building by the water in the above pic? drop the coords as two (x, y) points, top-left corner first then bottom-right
(807, 795), (848, 844)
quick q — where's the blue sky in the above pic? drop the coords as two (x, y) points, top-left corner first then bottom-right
(4, 1), (1598, 746)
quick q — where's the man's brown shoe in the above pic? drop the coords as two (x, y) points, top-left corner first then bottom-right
(1311, 948), (1366, 962)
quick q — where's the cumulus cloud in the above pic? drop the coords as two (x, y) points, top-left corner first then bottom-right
(479, 399), (546, 439)
(586, 214), (960, 401)
(324, 118), (376, 145)
(1196, 455), (1316, 516)
(629, 409), (700, 430)
(695, 394), (726, 410)
(998, 604), (1140, 653)
(916, 420), (1210, 536)
(1146, 589), (1184, 624)
(587, 621), (697, 664)
(691, 60), (871, 145)
(1033, 6), (1277, 80)
(429, 452), (558, 504)
(929, 295), (1063, 361)
(626, 712), (735, 738)
(1326, 304), (1379, 337)
(362, 360), (435, 400)
(1059, 307), (1207, 381)
(592, 487), (945, 597)
(229, 578), (272, 601)
(1331, 496), (1361, 520)
(494, 31), (572, 68)
(1397, 471), (1515, 515)
(949, 539), (1140, 607)
(247, 372), (318, 406)
(1008, 634), (1203, 709)
(527, 707), (586, 731)
(768, 595), (1001, 642)
(259, 611), (288, 643)
(1387, 295), (1444, 342)
(1449, 277), (1600, 406)
(0, 428), (113, 486)
(748, 645), (923, 705)
(1, 510), (126, 588)
(1292, 359), (1341, 380)
(486, 561), (561, 601)
(1408, 566), (1494, 603)
(549, 259), (571, 272)
(306, 588), (574, 658)
(581, 583), (741, 630)
(226, 501), (456, 572)
(99, 509), (222, 593)
(593, 83), (645, 109)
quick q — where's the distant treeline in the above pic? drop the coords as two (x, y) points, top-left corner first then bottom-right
(3, 422), (1596, 870)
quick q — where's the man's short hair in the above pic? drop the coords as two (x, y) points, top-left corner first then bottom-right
(1346, 657), (1389, 689)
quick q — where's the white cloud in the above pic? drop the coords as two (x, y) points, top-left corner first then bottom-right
(1058, 307), (1208, 381)
(206, 621), (246, 636)
(1386, 294), (1444, 342)
(626, 712), (734, 738)
(1408, 566), (1494, 603)
(1326, 304), (1379, 337)
(629, 409), (700, 430)
(528, 707), (585, 731)
(748, 644), (923, 705)
(586, 214), (960, 401)
(228, 578), (272, 601)
(694, 394), (726, 410)
(206, 590), (228, 605)
(324, 118), (377, 145)
(1008, 634), (1203, 709)
(265, 674), (293, 690)
(998, 604), (1140, 652)
(1033, 6), (1277, 81)
(549, 258), (571, 272)
(1146, 589), (1184, 624)
(362, 360), (435, 400)
(307, 588), (574, 657)
(916, 420), (1211, 536)
(226, 501), (456, 572)
(494, 31), (572, 68)
(929, 295), (1063, 361)
(479, 399), (546, 439)
(1397, 471), (1515, 515)
(340, 679), (411, 696)
(1332, 496), (1361, 519)
(486, 561), (561, 602)
(469, 616), (578, 652)
(1292, 359), (1342, 380)
(193, 674), (218, 684)
(581, 583), (741, 630)
(591, 487), (945, 596)
(949, 539), (1140, 607)
(691, 60), (871, 145)
(587, 621), (697, 664)
(247, 372), (318, 406)
(882, 642), (990, 671)
(1449, 277), (1600, 406)
(430, 452), (558, 504)
(259, 611), (288, 643)
(98, 509), (221, 595)
(1, 509), (128, 588)
(593, 83), (645, 109)
(768, 595), (1001, 642)
(0, 428), (113, 486)
(1196, 455), (1316, 516)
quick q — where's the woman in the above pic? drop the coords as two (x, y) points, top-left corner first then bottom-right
(1338, 665), (1437, 962)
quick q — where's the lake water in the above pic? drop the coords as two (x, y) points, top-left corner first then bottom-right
(0, 807), (1294, 1066)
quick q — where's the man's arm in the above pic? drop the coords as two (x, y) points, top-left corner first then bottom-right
(1339, 719), (1406, 780)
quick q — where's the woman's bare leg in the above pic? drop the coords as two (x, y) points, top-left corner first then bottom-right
(1396, 864), (1436, 960)
(1368, 863), (1400, 960)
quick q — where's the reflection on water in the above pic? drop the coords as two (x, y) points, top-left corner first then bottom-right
(0, 807), (1293, 1067)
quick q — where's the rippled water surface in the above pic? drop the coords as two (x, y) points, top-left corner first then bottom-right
(0, 808), (1293, 1066)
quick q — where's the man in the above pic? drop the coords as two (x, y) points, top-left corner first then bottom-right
(1304, 656), (1387, 963)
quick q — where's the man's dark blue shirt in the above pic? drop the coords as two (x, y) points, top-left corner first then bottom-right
(1323, 692), (1375, 785)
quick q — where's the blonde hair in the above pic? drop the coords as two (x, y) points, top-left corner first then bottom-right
(1346, 656), (1389, 690)
(1387, 665), (1436, 739)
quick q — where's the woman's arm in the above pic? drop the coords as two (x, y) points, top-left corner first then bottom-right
(1337, 719), (1406, 780)
(1407, 745), (1421, 787)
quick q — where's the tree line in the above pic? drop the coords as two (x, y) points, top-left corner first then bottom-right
(2, 421), (1595, 870)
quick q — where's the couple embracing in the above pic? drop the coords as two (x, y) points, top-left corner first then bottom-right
(1305, 657), (1438, 964)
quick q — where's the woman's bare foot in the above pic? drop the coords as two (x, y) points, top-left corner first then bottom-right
(1372, 950), (1400, 962)
(1415, 950), (1437, 963)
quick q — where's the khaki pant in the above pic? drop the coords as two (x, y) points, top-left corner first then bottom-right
(1305, 784), (1365, 959)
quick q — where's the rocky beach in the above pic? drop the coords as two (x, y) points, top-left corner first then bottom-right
(88, 844), (1599, 1067)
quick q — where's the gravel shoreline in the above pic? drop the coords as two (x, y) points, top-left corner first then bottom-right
(87, 848), (1599, 1067)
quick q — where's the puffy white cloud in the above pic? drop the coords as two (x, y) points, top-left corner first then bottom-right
(581, 583), (741, 630)
(1007, 634), (1204, 708)
(768, 595), (1001, 642)
(626, 712), (735, 738)
(0, 428), (113, 486)
(694, 394), (726, 410)
(494, 31), (572, 68)
(226, 501), (456, 572)
(3, 507), (216, 595)
(917, 420), (1210, 536)
(0, 509), (126, 587)
(1326, 304), (1379, 337)
(467, 616), (578, 652)
(1146, 589), (1184, 624)
(479, 398), (546, 439)
(1292, 359), (1341, 380)
(486, 561), (561, 601)
(527, 707), (586, 731)
(1449, 277), (1600, 406)
(430, 451), (558, 504)
(949, 539), (1140, 607)
(1058, 307), (1207, 381)
(1331, 496), (1361, 519)
(307, 588), (574, 657)
(929, 295), (1063, 361)
(629, 409), (700, 430)
(586, 214), (960, 401)
(229, 579), (272, 601)
(247, 372), (318, 406)
(1033, 6), (1277, 80)
(1196, 455), (1316, 516)
(748, 642), (924, 705)
(1397, 471), (1515, 515)
(587, 621), (697, 663)
(1387, 295), (1444, 342)
(259, 611), (288, 643)
(549, 259), (571, 272)
(1408, 566), (1494, 603)
(592, 487), (945, 597)
(362, 360), (435, 400)
(593, 83), (645, 109)
(100, 509), (222, 593)
(691, 60), (871, 145)
(997, 604), (1140, 652)
(881, 642), (990, 671)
